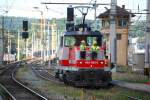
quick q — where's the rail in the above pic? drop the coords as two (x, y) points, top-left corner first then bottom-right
(0, 59), (48, 100)
(12, 64), (48, 100)
(0, 83), (16, 100)
(31, 65), (63, 84)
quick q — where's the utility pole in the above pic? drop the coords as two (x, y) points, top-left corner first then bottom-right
(17, 30), (20, 61)
(43, 18), (46, 61)
(48, 21), (51, 68)
(94, 0), (97, 21)
(145, 0), (150, 75)
(32, 25), (34, 59)
(110, 0), (117, 72)
(93, 0), (98, 30)
(25, 39), (27, 59)
(40, 11), (44, 60)
(0, 16), (4, 64)
(7, 31), (11, 61)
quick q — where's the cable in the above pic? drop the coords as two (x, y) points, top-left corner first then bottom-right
(44, 6), (64, 14)
(3, 0), (16, 13)
(7, 0), (16, 13)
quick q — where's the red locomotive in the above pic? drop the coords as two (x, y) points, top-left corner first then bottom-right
(55, 7), (112, 87)
(55, 29), (112, 87)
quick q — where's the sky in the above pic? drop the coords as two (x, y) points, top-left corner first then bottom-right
(0, 0), (147, 20)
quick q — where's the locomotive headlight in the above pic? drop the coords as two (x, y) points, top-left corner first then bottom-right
(104, 67), (111, 71)
(100, 61), (104, 64)
(99, 61), (104, 64)
(80, 61), (82, 64)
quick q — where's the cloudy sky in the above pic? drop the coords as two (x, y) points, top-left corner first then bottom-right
(0, 0), (147, 20)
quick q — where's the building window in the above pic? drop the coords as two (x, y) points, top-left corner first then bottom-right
(117, 34), (122, 40)
(105, 20), (110, 27)
(102, 20), (110, 27)
(118, 19), (128, 27)
(102, 20), (105, 27)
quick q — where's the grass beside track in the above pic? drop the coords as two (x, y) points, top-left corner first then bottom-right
(112, 66), (150, 83)
(16, 65), (150, 100)
(112, 72), (150, 83)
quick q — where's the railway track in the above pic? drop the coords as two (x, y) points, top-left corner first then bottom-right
(27, 61), (149, 100)
(0, 61), (48, 100)
(31, 62), (63, 85)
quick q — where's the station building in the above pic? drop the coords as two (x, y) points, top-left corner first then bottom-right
(98, 5), (135, 66)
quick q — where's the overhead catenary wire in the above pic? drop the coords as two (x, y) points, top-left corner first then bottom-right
(6, 0), (16, 13)
(0, 0), (16, 14)
(41, 2), (110, 5)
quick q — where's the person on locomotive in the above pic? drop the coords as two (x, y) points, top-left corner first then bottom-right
(91, 40), (100, 60)
(80, 40), (86, 59)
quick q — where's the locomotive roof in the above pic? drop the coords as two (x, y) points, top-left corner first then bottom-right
(64, 30), (102, 36)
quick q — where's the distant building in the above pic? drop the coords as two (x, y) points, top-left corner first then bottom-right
(98, 5), (135, 66)
(129, 38), (145, 54)
(128, 37), (145, 70)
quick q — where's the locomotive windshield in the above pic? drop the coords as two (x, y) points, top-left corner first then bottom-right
(62, 31), (102, 47)
(64, 35), (102, 47)
(64, 36), (75, 46)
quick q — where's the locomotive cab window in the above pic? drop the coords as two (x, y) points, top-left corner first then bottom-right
(64, 36), (75, 47)
(87, 36), (102, 46)
(74, 36), (87, 46)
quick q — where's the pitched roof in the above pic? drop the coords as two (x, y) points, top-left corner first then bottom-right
(98, 6), (135, 18)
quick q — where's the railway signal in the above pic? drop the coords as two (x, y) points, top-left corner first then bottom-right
(22, 20), (29, 39)
(23, 20), (28, 31)
(22, 20), (29, 59)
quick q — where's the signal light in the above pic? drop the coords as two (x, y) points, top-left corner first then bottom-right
(22, 32), (29, 39)
(23, 20), (28, 31)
